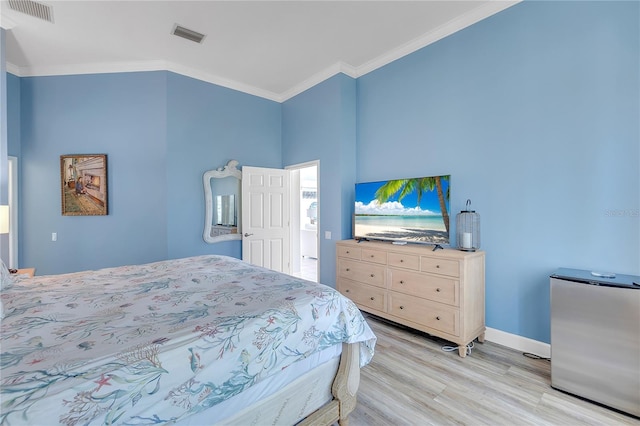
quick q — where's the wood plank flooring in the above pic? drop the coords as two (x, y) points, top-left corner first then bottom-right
(350, 314), (639, 425)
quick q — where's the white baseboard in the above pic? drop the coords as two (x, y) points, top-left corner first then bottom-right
(484, 327), (550, 359)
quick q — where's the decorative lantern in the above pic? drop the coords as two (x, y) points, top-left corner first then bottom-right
(456, 199), (480, 251)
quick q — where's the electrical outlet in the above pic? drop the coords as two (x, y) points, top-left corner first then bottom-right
(52, 232), (57, 242)
(325, 231), (331, 240)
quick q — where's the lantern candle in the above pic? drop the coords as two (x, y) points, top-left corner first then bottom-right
(462, 232), (472, 249)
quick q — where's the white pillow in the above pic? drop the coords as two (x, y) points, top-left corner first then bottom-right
(0, 258), (13, 290)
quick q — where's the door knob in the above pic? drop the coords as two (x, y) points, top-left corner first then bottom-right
(244, 233), (253, 237)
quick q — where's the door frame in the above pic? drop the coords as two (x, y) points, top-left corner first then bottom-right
(8, 156), (18, 268)
(286, 160), (319, 282)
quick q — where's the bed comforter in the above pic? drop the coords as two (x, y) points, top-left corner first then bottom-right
(0, 255), (376, 425)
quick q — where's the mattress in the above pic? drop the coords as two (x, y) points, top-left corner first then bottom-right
(0, 255), (376, 425)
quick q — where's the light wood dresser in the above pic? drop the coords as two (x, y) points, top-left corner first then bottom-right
(336, 239), (485, 357)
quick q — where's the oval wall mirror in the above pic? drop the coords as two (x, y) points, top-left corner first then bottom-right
(203, 160), (242, 243)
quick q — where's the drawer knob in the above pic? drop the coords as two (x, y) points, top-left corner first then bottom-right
(399, 305), (405, 310)
(370, 274), (375, 278)
(436, 316), (441, 320)
(346, 268), (350, 272)
(370, 297), (375, 301)
(345, 289), (350, 293)
(370, 255), (375, 258)
(400, 259), (404, 263)
(436, 265), (440, 268)
(400, 280), (404, 284)
(436, 288), (441, 292)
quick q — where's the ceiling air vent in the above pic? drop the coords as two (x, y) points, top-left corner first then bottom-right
(172, 24), (206, 44)
(8, 0), (54, 23)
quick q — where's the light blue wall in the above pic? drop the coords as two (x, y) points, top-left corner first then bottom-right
(165, 72), (282, 260)
(14, 71), (281, 274)
(282, 74), (357, 285)
(19, 72), (169, 274)
(356, 1), (639, 342)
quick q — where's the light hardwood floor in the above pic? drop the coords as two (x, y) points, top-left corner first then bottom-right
(350, 314), (639, 425)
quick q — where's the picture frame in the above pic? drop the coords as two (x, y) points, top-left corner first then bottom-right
(60, 154), (108, 216)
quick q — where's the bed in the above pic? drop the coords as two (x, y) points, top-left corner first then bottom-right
(0, 255), (376, 425)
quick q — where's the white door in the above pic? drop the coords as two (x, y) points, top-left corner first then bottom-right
(241, 166), (290, 273)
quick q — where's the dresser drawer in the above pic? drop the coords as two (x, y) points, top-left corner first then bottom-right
(388, 269), (459, 306)
(337, 245), (361, 260)
(388, 252), (420, 270)
(339, 279), (385, 312)
(389, 292), (459, 336)
(337, 259), (386, 288)
(421, 257), (459, 277)
(360, 248), (387, 265)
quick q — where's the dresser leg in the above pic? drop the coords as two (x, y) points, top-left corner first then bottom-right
(477, 332), (485, 343)
(458, 345), (467, 358)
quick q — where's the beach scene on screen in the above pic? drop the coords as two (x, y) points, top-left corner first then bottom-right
(354, 176), (450, 244)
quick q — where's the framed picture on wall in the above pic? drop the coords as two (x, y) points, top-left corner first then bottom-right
(60, 154), (108, 216)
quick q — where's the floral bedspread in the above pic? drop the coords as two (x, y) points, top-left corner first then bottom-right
(0, 255), (376, 425)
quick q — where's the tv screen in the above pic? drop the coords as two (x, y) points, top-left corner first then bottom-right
(354, 175), (450, 246)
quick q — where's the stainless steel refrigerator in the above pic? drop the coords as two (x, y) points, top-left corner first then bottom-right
(550, 268), (640, 417)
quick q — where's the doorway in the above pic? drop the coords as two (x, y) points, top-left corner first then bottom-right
(287, 161), (318, 282)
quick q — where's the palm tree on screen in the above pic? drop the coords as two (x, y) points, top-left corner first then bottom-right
(374, 176), (450, 234)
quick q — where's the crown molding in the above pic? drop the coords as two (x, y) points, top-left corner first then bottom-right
(1, 15), (18, 30)
(4, 1), (520, 103)
(165, 61), (281, 102)
(281, 0), (520, 101)
(356, 0), (521, 78)
(8, 60), (167, 77)
(6, 62), (20, 76)
(5, 58), (282, 102)
(279, 62), (357, 102)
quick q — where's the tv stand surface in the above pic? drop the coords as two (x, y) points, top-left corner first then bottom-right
(336, 239), (485, 357)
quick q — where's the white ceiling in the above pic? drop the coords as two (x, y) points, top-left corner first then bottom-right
(1, 1), (518, 102)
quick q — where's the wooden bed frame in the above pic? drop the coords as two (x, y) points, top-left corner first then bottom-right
(300, 343), (360, 426)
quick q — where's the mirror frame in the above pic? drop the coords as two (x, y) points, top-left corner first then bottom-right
(203, 159), (242, 243)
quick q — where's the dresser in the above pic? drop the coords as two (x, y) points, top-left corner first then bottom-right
(336, 239), (485, 357)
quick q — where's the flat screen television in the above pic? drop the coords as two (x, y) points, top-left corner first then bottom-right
(354, 175), (450, 247)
